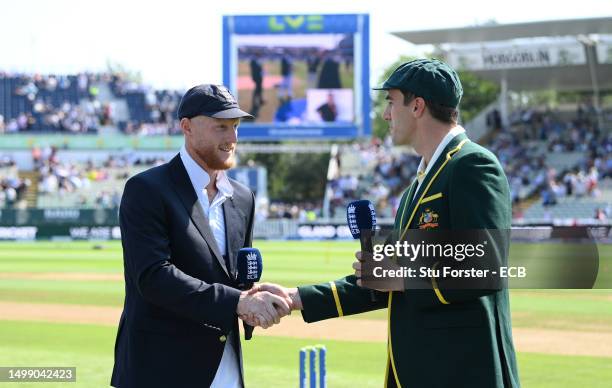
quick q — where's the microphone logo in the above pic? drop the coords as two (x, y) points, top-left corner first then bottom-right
(347, 205), (358, 232)
(348, 216), (358, 234)
(368, 202), (377, 228)
(246, 252), (260, 280)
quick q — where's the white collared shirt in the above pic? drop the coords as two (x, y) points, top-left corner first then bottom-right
(179, 145), (234, 255)
(413, 126), (466, 200)
(179, 145), (241, 388)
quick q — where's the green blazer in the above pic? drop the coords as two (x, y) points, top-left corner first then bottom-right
(298, 133), (520, 388)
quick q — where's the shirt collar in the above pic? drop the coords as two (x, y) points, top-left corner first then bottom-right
(179, 145), (234, 199)
(416, 125), (466, 181)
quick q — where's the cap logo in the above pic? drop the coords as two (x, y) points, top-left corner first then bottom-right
(217, 86), (236, 104)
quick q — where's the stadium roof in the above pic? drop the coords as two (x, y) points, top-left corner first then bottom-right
(463, 63), (612, 92)
(392, 17), (612, 44)
(392, 17), (612, 91)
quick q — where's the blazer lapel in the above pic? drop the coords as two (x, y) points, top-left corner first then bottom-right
(222, 195), (243, 279)
(168, 155), (230, 278)
(404, 133), (468, 226)
(396, 179), (418, 230)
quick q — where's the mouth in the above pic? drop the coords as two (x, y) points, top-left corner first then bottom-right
(218, 144), (234, 154)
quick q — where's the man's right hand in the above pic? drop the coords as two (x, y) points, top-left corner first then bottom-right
(236, 290), (291, 329)
(248, 283), (303, 311)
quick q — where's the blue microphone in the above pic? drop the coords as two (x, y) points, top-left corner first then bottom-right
(347, 200), (377, 301)
(347, 200), (377, 251)
(237, 247), (263, 288)
(237, 247), (263, 340)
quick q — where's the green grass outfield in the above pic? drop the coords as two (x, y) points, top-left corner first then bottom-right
(0, 241), (610, 387)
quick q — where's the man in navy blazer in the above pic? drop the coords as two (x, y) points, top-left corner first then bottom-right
(111, 84), (290, 388)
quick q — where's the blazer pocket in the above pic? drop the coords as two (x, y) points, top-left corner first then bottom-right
(420, 192), (443, 204)
(422, 308), (484, 329)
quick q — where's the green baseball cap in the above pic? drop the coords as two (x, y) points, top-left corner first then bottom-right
(374, 58), (463, 108)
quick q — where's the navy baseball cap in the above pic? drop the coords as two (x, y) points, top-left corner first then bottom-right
(177, 84), (254, 120)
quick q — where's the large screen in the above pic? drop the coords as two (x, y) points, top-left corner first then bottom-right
(223, 14), (370, 140)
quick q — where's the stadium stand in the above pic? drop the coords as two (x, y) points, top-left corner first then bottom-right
(0, 156), (30, 209)
(0, 72), (609, 224)
(34, 150), (164, 208)
(0, 73), (102, 133)
(328, 106), (611, 222)
(0, 72), (182, 135)
(327, 137), (419, 219)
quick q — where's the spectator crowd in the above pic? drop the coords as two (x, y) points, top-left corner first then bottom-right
(1, 93), (610, 222)
(0, 156), (30, 208)
(29, 146), (165, 208)
(0, 72), (183, 136)
(328, 106), (611, 221)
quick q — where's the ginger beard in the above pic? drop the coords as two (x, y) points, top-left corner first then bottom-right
(193, 141), (236, 171)
(185, 116), (239, 172)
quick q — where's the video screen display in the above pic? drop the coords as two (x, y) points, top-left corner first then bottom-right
(235, 34), (355, 125)
(223, 14), (369, 139)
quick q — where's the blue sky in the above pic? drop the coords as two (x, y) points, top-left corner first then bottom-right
(2, 0), (611, 89)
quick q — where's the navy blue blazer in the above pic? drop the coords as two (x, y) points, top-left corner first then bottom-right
(111, 155), (255, 388)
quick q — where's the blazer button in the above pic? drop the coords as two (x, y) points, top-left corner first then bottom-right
(219, 335), (227, 342)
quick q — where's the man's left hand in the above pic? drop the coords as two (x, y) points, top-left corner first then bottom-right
(353, 251), (404, 292)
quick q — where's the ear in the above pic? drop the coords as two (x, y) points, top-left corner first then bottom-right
(180, 118), (191, 136)
(413, 97), (426, 118)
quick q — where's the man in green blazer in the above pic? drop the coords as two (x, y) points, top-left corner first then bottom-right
(253, 59), (520, 388)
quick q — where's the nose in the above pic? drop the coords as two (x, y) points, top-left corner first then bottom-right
(228, 128), (238, 143)
(383, 105), (391, 121)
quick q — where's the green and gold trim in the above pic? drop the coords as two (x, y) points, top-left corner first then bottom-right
(329, 281), (344, 317)
(420, 192), (443, 204)
(431, 262), (450, 305)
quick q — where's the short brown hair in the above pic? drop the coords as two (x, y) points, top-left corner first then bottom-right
(400, 90), (459, 125)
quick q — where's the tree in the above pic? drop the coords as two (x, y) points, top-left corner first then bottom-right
(241, 152), (329, 202)
(456, 70), (500, 123)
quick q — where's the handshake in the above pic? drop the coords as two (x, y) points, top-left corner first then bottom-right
(235, 283), (303, 329)
(234, 251), (400, 329)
